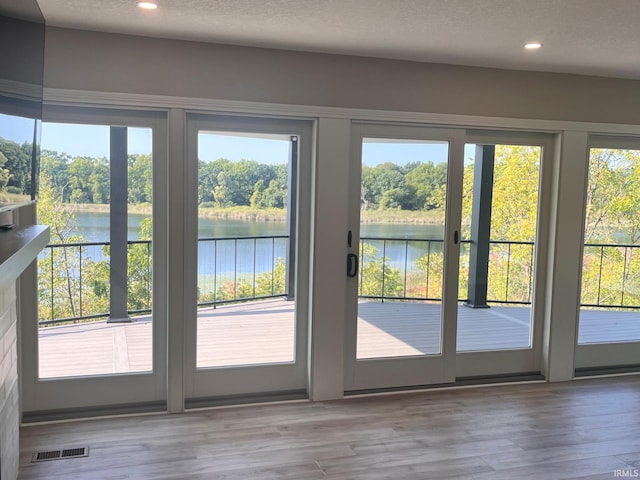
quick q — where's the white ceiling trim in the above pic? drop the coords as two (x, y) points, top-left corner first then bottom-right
(43, 87), (640, 137)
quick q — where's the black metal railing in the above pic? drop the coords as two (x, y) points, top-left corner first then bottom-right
(38, 240), (152, 326)
(581, 242), (640, 310)
(38, 235), (289, 326)
(196, 235), (289, 307)
(358, 237), (536, 305)
(38, 235), (640, 326)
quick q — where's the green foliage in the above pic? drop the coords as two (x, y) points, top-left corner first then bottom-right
(360, 160), (447, 212)
(580, 148), (640, 308)
(37, 176), (154, 324)
(358, 244), (403, 297)
(0, 137), (32, 195)
(405, 161), (448, 210)
(198, 158), (286, 209)
(197, 258), (287, 304)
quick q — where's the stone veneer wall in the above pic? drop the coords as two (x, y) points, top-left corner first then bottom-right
(0, 282), (19, 480)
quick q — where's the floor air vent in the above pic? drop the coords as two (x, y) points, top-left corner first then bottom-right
(32, 446), (89, 463)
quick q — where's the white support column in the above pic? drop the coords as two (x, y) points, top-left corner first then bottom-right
(542, 131), (589, 382)
(167, 108), (186, 412)
(308, 118), (350, 401)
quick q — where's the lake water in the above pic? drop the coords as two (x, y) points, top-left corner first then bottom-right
(67, 212), (446, 294)
(71, 211), (444, 242)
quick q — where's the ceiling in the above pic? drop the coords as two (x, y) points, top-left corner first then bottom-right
(36, 0), (640, 80)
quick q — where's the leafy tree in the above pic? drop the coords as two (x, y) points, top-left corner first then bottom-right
(359, 243), (403, 297)
(0, 137), (32, 194)
(581, 148), (640, 309)
(128, 154), (152, 204)
(127, 218), (153, 312)
(361, 163), (406, 210)
(0, 152), (10, 190)
(405, 161), (448, 210)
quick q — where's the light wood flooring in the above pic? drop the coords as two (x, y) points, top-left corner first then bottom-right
(37, 300), (640, 378)
(19, 375), (640, 479)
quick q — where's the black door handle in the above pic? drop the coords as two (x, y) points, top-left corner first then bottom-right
(454, 230), (459, 244)
(347, 253), (359, 278)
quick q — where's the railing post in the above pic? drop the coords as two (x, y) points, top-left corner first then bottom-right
(107, 126), (131, 323)
(465, 144), (495, 309)
(285, 135), (298, 301)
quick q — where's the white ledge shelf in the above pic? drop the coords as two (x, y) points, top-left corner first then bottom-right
(0, 225), (49, 291)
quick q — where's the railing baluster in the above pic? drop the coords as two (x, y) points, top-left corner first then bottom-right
(253, 238), (257, 299)
(233, 239), (238, 300)
(528, 243), (534, 303)
(50, 246), (54, 321)
(381, 240), (386, 303)
(359, 239), (364, 295)
(621, 246), (628, 306)
(271, 237), (275, 296)
(213, 239), (217, 307)
(403, 241), (409, 298)
(79, 245), (83, 318)
(147, 241), (151, 310)
(425, 241), (431, 299)
(505, 243), (511, 303)
(597, 245), (604, 305)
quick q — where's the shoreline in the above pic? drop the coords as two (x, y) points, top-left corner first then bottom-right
(68, 203), (445, 224)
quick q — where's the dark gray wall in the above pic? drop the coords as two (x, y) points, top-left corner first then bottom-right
(44, 27), (640, 125)
(0, 15), (44, 86)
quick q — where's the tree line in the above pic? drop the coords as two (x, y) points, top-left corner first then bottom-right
(0, 137), (34, 194)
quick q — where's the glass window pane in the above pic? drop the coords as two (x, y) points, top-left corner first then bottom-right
(579, 148), (640, 344)
(357, 138), (449, 359)
(457, 144), (541, 352)
(36, 122), (153, 378)
(196, 131), (295, 368)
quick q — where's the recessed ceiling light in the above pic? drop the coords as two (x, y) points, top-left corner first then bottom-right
(524, 42), (542, 50)
(137, 1), (158, 9)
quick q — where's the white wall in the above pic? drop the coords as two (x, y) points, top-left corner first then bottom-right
(44, 27), (640, 125)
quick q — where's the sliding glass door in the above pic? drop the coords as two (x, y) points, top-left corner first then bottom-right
(183, 115), (312, 405)
(455, 132), (551, 378)
(21, 107), (167, 415)
(344, 123), (464, 391)
(576, 138), (640, 371)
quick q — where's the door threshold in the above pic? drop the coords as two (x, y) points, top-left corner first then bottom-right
(21, 401), (167, 425)
(185, 390), (308, 410)
(345, 372), (545, 398)
(575, 364), (640, 378)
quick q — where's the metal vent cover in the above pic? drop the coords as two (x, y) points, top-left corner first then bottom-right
(32, 446), (89, 463)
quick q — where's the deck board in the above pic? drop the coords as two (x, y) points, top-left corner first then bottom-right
(37, 300), (640, 378)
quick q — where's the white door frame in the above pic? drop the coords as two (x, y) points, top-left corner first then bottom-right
(575, 134), (640, 370)
(21, 106), (168, 414)
(182, 113), (313, 404)
(344, 122), (465, 392)
(455, 130), (555, 378)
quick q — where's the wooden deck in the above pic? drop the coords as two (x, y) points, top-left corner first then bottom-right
(37, 300), (640, 378)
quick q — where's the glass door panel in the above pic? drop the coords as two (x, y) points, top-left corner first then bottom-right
(357, 138), (449, 359)
(196, 131), (295, 369)
(21, 107), (167, 416)
(457, 144), (542, 352)
(184, 115), (311, 404)
(37, 123), (154, 378)
(345, 123), (463, 392)
(578, 147), (640, 347)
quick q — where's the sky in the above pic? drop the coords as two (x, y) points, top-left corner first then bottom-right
(40, 123), (152, 157)
(26, 121), (476, 166)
